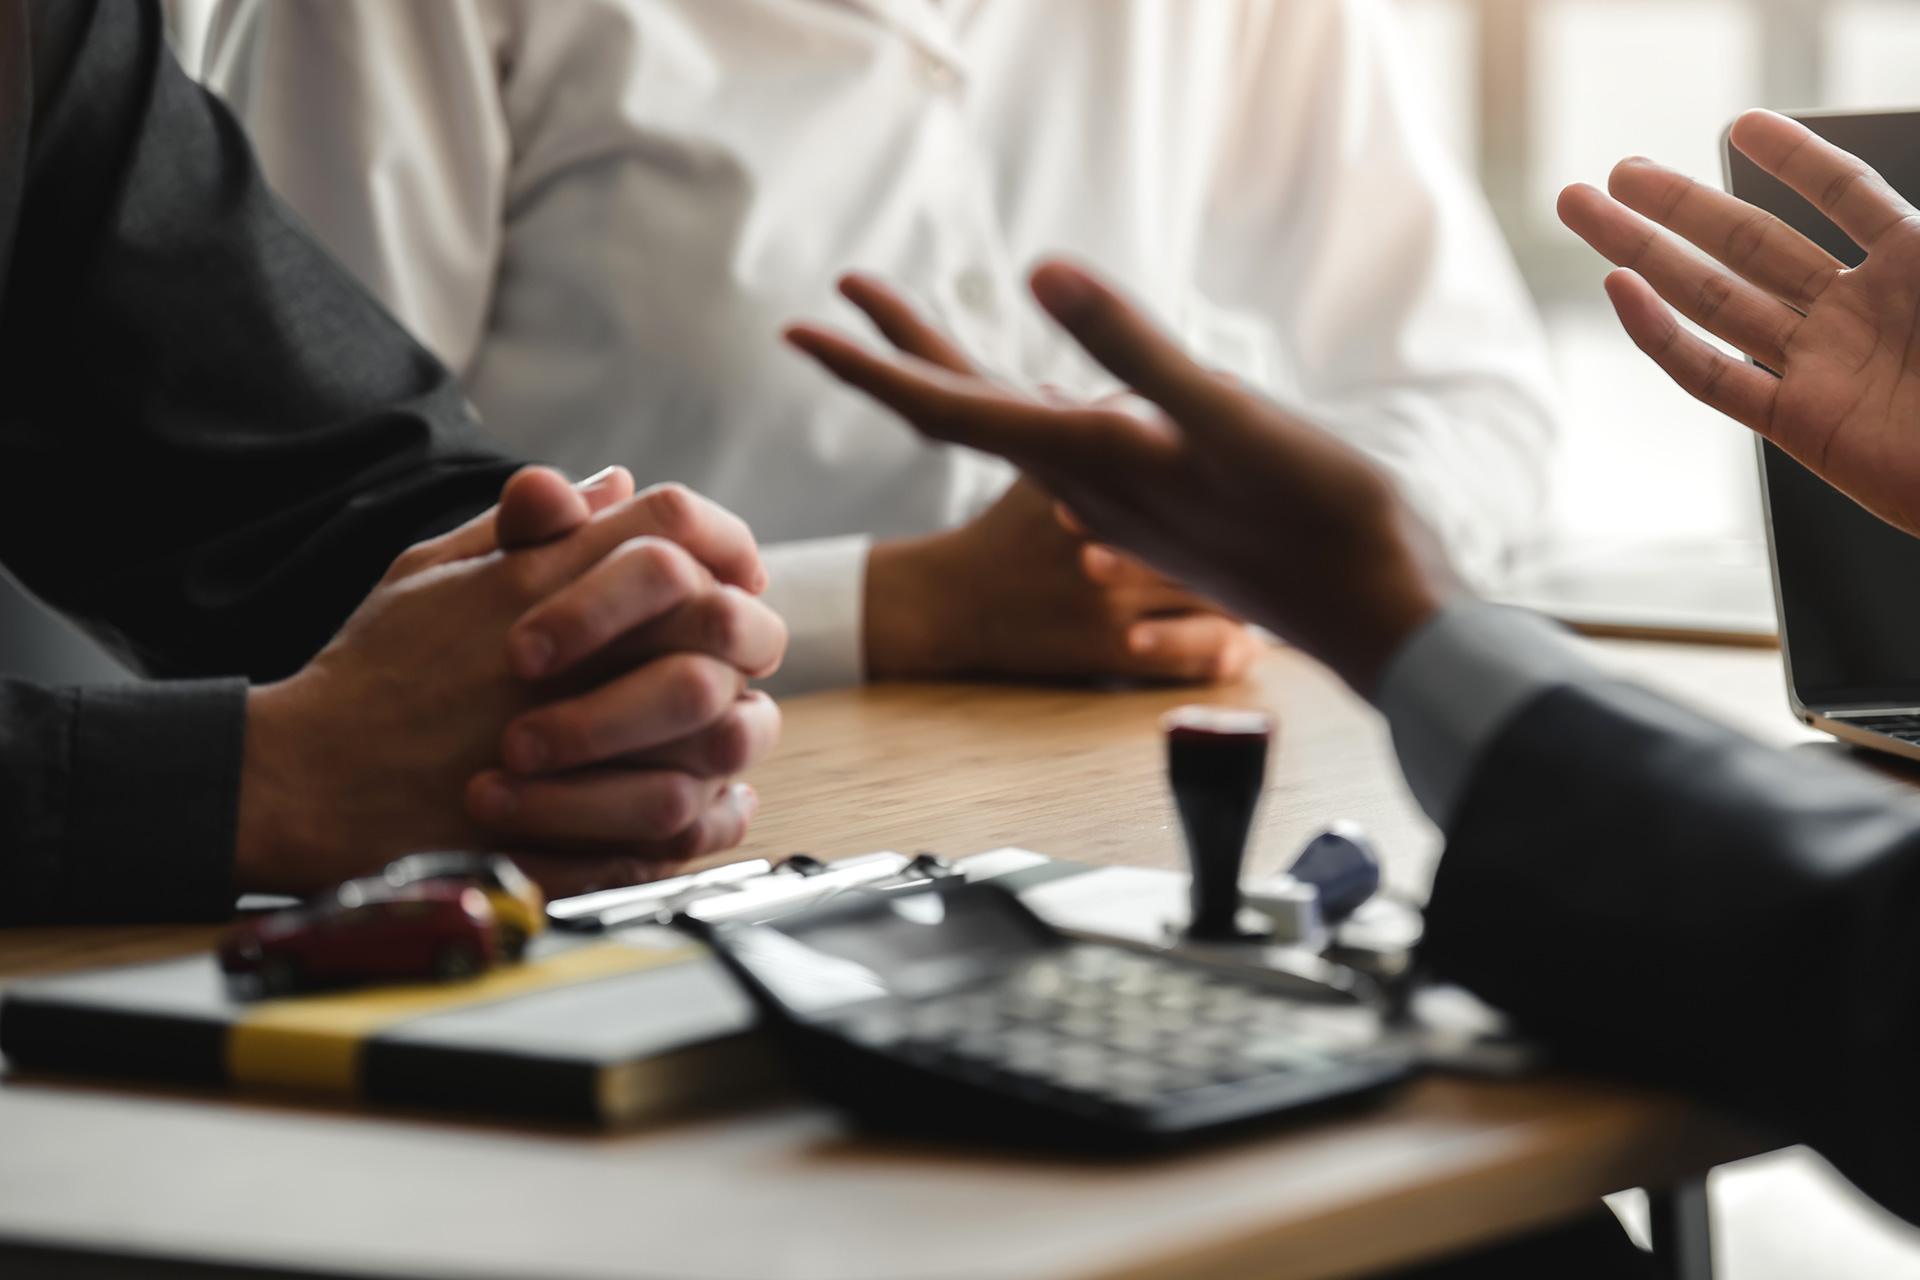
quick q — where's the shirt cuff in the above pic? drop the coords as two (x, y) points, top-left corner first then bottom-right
(753, 535), (871, 698)
(1373, 600), (1601, 829)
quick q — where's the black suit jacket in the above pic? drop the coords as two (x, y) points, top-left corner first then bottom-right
(0, 0), (522, 923)
(1424, 678), (1920, 1224)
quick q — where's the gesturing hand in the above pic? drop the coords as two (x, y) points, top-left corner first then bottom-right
(237, 468), (787, 898)
(787, 265), (1454, 696)
(844, 274), (1261, 684)
(1558, 108), (1920, 537)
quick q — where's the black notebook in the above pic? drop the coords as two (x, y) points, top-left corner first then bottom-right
(0, 849), (1124, 1126)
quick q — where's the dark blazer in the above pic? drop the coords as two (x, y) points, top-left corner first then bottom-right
(0, 0), (521, 923)
(1424, 677), (1920, 1225)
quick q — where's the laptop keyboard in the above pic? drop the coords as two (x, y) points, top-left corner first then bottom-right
(1839, 714), (1920, 744)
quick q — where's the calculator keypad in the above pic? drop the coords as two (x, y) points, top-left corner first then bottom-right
(829, 943), (1390, 1111)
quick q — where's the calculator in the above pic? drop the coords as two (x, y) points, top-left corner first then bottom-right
(692, 878), (1417, 1150)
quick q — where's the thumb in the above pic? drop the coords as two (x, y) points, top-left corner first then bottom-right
(495, 465), (634, 549)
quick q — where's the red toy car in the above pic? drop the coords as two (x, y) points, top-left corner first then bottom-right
(221, 878), (498, 995)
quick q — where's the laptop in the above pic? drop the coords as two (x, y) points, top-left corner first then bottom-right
(1727, 109), (1920, 762)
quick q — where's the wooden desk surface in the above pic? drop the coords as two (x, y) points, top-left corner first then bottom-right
(0, 641), (1779, 1280)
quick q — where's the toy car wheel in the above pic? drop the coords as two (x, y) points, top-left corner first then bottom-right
(497, 925), (528, 963)
(434, 942), (483, 982)
(258, 955), (301, 996)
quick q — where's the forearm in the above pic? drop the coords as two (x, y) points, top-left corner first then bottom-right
(0, 676), (245, 924)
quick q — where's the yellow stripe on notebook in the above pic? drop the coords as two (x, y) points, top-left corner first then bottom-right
(227, 941), (699, 1094)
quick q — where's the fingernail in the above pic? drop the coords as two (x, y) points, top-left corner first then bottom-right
(1030, 263), (1095, 319)
(471, 775), (517, 822)
(512, 629), (555, 678)
(577, 465), (621, 492)
(735, 783), (758, 818)
(505, 726), (550, 773)
(1083, 544), (1118, 581)
(1129, 625), (1156, 654)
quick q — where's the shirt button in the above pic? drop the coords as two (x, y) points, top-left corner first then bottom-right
(955, 266), (995, 313)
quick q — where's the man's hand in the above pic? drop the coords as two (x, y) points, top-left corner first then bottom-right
(236, 469), (786, 898)
(1558, 109), (1920, 537)
(868, 475), (1263, 682)
(786, 266), (1454, 696)
(835, 274), (1261, 684)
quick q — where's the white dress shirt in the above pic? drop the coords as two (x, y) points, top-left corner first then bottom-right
(197, 0), (1560, 696)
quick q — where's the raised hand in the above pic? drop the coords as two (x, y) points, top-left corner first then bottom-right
(834, 274), (1264, 685)
(787, 266), (1454, 695)
(1557, 108), (1920, 536)
(236, 468), (786, 898)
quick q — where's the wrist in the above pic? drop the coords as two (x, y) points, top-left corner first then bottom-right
(234, 677), (332, 894)
(864, 532), (970, 678)
(1338, 589), (1447, 699)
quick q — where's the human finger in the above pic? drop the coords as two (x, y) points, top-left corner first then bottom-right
(581, 483), (766, 594)
(466, 766), (730, 846)
(507, 536), (714, 680)
(1055, 500), (1088, 535)
(1728, 108), (1917, 252)
(838, 272), (979, 374)
(1558, 182), (1800, 370)
(1082, 544), (1236, 620)
(496, 466), (608, 550)
(1604, 269), (1781, 435)
(590, 586), (789, 681)
(1027, 261), (1248, 436)
(671, 781), (758, 861)
(1602, 158), (1842, 309)
(504, 793), (757, 900)
(1122, 614), (1266, 682)
(506, 851), (692, 902)
(388, 466), (636, 577)
(1082, 542), (1177, 589)
(501, 652), (747, 775)
(785, 322), (1174, 469)
(617, 691), (781, 778)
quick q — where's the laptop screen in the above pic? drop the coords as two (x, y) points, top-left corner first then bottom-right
(1728, 110), (1920, 708)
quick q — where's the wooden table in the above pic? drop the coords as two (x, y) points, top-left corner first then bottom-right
(0, 641), (1781, 1280)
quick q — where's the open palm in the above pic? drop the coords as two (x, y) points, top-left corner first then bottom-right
(1559, 108), (1920, 537)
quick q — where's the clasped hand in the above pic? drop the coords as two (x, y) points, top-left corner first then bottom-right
(236, 466), (787, 898)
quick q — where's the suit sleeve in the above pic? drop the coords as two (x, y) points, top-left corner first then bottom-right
(0, 0), (523, 922)
(0, 0), (521, 682)
(1423, 678), (1920, 1224)
(0, 676), (246, 924)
